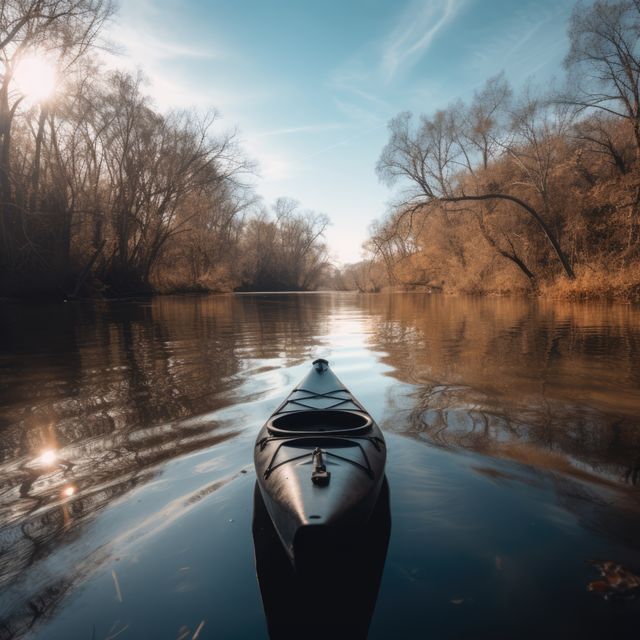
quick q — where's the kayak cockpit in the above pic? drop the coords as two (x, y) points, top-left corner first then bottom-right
(267, 409), (372, 436)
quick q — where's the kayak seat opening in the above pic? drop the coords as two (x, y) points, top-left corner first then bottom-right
(268, 410), (372, 435)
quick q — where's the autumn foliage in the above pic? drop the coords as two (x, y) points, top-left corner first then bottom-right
(0, 1), (330, 298)
(362, 0), (640, 301)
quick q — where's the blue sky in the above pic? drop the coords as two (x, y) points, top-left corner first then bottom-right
(111, 0), (576, 264)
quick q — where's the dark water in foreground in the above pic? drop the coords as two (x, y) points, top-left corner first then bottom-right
(2, 293), (640, 639)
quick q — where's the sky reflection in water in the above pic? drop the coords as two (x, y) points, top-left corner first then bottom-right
(1, 293), (640, 638)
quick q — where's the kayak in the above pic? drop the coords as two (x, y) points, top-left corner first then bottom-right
(254, 358), (387, 565)
(252, 478), (391, 638)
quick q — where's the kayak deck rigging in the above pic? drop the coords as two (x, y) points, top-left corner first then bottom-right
(257, 434), (385, 479)
(276, 386), (366, 413)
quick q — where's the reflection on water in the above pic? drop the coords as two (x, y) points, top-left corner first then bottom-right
(364, 295), (640, 487)
(252, 480), (391, 639)
(0, 293), (640, 638)
(0, 294), (329, 637)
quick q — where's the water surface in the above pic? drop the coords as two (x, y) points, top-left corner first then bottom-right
(1, 293), (640, 638)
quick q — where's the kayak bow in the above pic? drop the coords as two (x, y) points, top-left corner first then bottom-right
(254, 359), (387, 565)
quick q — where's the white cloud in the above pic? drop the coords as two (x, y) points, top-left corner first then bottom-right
(343, 87), (396, 112)
(327, 0), (465, 130)
(105, 2), (244, 111)
(333, 99), (384, 128)
(381, 0), (463, 82)
(299, 123), (387, 163)
(255, 122), (347, 138)
(465, 2), (571, 85)
(114, 24), (221, 64)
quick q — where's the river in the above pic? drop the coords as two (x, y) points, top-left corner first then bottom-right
(1, 292), (640, 638)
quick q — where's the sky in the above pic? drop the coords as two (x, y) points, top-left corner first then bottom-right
(109, 0), (576, 264)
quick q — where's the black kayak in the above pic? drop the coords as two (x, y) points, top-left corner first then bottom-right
(254, 358), (387, 565)
(252, 479), (391, 639)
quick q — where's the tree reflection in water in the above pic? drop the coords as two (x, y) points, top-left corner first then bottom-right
(362, 295), (640, 487)
(1, 293), (640, 638)
(0, 294), (329, 637)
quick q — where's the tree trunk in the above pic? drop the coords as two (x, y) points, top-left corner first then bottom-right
(0, 79), (15, 264)
(29, 106), (48, 212)
(476, 213), (537, 283)
(441, 193), (575, 279)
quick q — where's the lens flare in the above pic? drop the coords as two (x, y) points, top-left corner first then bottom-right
(62, 485), (75, 497)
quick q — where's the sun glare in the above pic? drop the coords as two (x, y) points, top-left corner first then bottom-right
(62, 485), (76, 497)
(39, 448), (58, 466)
(14, 55), (57, 103)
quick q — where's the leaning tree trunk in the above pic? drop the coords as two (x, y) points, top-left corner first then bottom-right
(441, 193), (575, 279)
(476, 212), (537, 283)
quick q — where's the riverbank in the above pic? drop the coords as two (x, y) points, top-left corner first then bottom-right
(382, 264), (640, 303)
(3, 268), (640, 303)
(537, 266), (640, 303)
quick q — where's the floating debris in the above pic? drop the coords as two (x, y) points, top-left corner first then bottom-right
(111, 569), (123, 603)
(176, 626), (190, 640)
(587, 560), (640, 600)
(193, 620), (206, 639)
(450, 597), (464, 605)
(105, 622), (129, 640)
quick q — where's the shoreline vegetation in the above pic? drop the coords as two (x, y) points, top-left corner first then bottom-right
(1, 1), (640, 303)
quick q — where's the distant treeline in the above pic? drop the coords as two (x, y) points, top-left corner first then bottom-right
(343, 0), (640, 301)
(0, 1), (330, 298)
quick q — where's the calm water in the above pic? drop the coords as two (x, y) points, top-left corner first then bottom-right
(1, 293), (640, 639)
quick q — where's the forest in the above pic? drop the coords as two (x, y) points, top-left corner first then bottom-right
(352, 0), (640, 300)
(1, 0), (639, 299)
(0, 0), (331, 297)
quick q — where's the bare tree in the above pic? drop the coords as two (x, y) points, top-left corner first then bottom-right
(564, 0), (640, 156)
(573, 112), (633, 175)
(0, 0), (113, 271)
(462, 72), (512, 172)
(240, 198), (330, 291)
(376, 102), (574, 279)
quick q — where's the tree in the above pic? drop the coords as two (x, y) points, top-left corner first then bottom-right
(0, 0), (113, 274)
(239, 199), (330, 291)
(573, 112), (633, 175)
(462, 72), (512, 172)
(565, 0), (640, 156)
(376, 83), (576, 279)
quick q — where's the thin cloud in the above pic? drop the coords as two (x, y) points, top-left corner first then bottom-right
(299, 123), (387, 163)
(256, 123), (347, 138)
(115, 25), (221, 62)
(344, 87), (396, 112)
(105, 12), (268, 112)
(334, 98), (384, 128)
(467, 2), (571, 82)
(242, 137), (295, 182)
(381, 0), (463, 82)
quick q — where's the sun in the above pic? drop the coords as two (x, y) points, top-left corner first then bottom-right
(13, 54), (57, 103)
